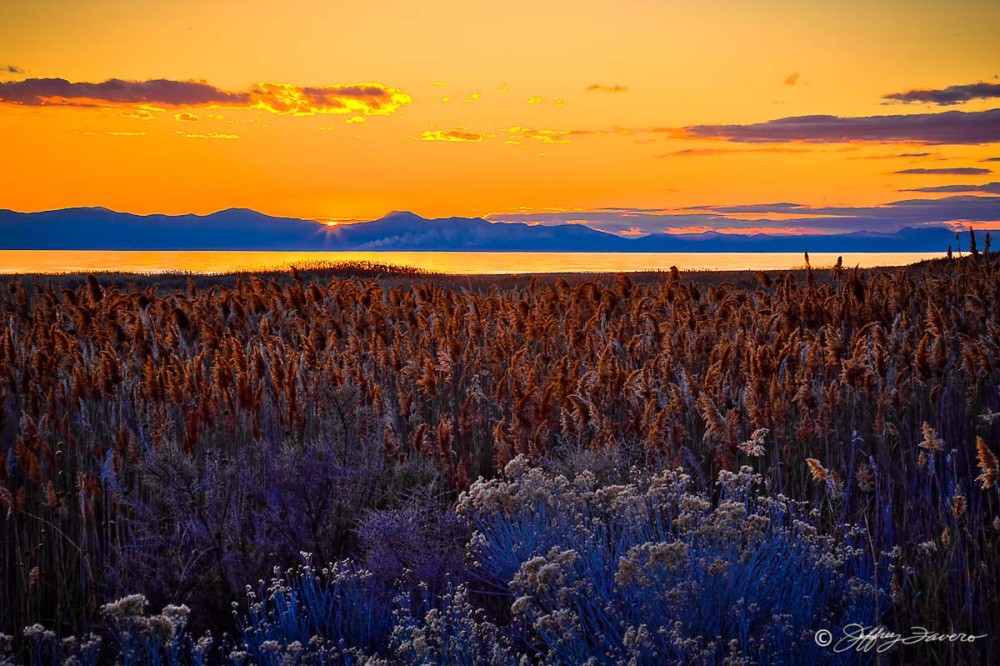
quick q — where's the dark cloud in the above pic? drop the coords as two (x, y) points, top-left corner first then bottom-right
(0, 77), (412, 116)
(901, 182), (1000, 194)
(0, 78), (248, 106)
(894, 167), (991, 175)
(2, 64), (24, 74)
(884, 81), (1000, 106)
(488, 195), (1000, 236)
(984, 157), (1000, 162)
(683, 109), (1000, 145)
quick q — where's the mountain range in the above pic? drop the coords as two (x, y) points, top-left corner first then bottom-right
(0, 207), (985, 253)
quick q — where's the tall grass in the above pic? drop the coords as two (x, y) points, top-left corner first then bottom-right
(1, 251), (998, 662)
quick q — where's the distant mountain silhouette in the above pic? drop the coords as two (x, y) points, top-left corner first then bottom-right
(0, 207), (979, 252)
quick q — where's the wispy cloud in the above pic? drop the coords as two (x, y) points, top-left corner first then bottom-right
(179, 132), (239, 140)
(901, 182), (1000, 194)
(420, 127), (484, 142)
(2, 64), (24, 75)
(120, 109), (154, 120)
(504, 126), (571, 144)
(0, 77), (412, 116)
(174, 112), (198, 122)
(783, 72), (800, 86)
(848, 151), (936, 161)
(526, 96), (565, 107)
(884, 81), (1000, 106)
(586, 84), (628, 93)
(894, 167), (991, 175)
(659, 146), (811, 157)
(488, 195), (1000, 236)
(682, 109), (1000, 145)
(565, 127), (640, 138)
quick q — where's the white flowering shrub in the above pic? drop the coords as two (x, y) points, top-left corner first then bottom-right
(457, 457), (891, 665)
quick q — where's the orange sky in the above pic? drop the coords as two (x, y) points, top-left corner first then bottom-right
(1, 0), (998, 233)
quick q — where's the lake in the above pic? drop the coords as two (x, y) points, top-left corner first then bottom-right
(0, 251), (945, 275)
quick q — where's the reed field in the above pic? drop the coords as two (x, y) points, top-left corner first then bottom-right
(1, 252), (999, 664)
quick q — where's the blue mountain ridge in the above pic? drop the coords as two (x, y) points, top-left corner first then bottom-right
(0, 207), (987, 252)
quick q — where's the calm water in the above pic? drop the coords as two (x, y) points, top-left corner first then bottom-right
(0, 251), (944, 275)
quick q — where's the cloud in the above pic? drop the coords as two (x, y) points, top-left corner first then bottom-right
(901, 182), (1000, 194)
(884, 81), (1000, 106)
(2, 64), (24, 75)
(687, 202), (808, 214)
(586, 84), (628, 93)
(848, 151), (938, 160)
(247, 82), (411, 116)
(120, 109), (154, 120)
(682, 109), (1000, 145)
(487, 195), (1000, 236)
(181, 132), (239, 139)
(420, 128), (484, 142)
(659, 146), (811, 157)
(174, 112), (199, 122)
(504, 127), (571, 144)
(0, 77), (412, 116)
(104, 131), (145, 137)
(894, 167), (991, 175)
(565, 127), (639, 138)
(0, 78), (248, 107)
(784, 72), (800, 86)
(526, 96), (565, 107)
(984, 157), (1000, 162)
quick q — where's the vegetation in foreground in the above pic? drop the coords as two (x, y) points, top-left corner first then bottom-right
(1, 248), (999, 664)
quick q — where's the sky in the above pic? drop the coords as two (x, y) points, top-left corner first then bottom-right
(1, 0), (998, 236)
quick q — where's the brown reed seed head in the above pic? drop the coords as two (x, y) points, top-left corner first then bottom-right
(977, 436), (999, 490)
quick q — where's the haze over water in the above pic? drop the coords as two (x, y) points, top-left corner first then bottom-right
(0, 251), (945, 275)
